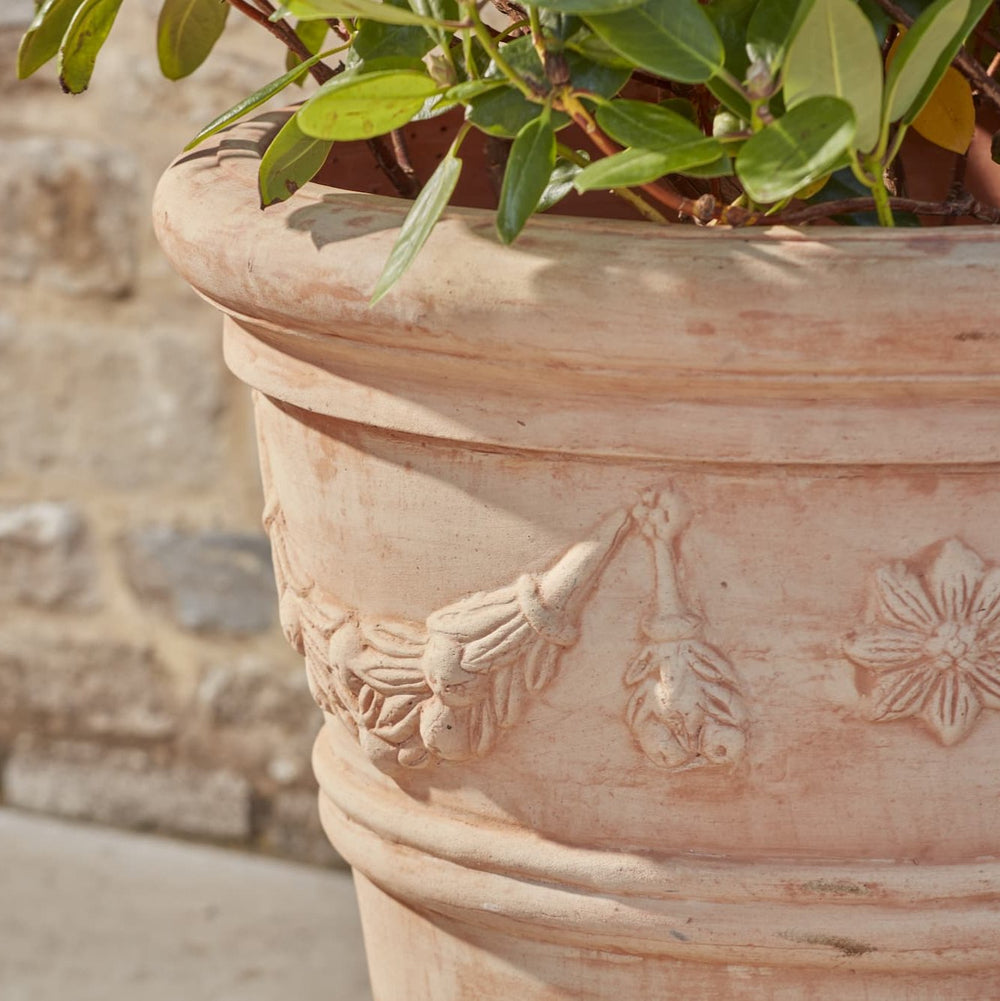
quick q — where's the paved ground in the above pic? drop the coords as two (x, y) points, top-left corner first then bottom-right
(0, 809), (372, 1001)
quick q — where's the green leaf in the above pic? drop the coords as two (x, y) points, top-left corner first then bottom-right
(277, 0), (443, 26)
(746, 0), (810, 72)
(297, 69), (439, 140)
(157, 0), (229, 81)
(704, 0), (757, 81)
(468, 86), (549, 138)
(17, 0), (86, 79)
(445, 78), (504, 102)
(585, 0), (725, 82)
(497, 114), (557, 244)
(58, 0), (123, 94)
(573, 140), (723, 190)
(596, 99), (712, 149)
(707, 74), (751, 119)
(285, 19), (328, 84)
(565, 29), (635, 68)
(782, 0), (883, 152)
(258, 114), (333, 207)
(371, 153), (462, 304)
(736, 94), (855, 202)
(681, 153), (734, 176)
(537, 158), (584, 212)
(351, 6), (434, 65)
(884, 0), (969, 126)
(183, 51), (330, 149)
(538, 0), (646, 15)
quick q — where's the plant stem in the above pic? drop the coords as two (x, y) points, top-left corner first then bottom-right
(557, 144), (668, 223)
(465, 2), (538, 99)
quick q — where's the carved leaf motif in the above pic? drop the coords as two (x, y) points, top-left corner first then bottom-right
(843, 628), (925, 672)
(873, 564), (938, 631)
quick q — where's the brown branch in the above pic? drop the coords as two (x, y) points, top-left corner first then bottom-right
(769, 193), (1000, 226)
(227, 0), (336, 82)
(871, 0), (1000, 114)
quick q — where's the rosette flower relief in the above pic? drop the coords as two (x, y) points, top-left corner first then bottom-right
(844, 539), (1000, 746)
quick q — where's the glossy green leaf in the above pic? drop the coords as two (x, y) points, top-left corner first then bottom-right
(596, 99), (712, 149)
(17, 0), (86, 79)
(468, 86), (550, 138)
(783, 0), (882, 152)
(445, 78), (504, 102)
(704, 0), (756, 81)
(351, 7), (434, 65)
(537, 0), (646, 15)
(746, 0), (810, 71)
(157, 0), (229, 80)
(258, 114), (333, 207)
(58, 0), (123, 93)
(681, 153), (734, 176)
(183, 51), (330, 150)
(707, 74), (751, 119)
(585, 0), (725, 83)
(497, 114), (556, 244)
(285, 19), (328, 83)
(297, 69), (439, 140)
(277, 0), (442, 26)
(574, 139), (723, 190)
(736, 95), (855, 202)
(884, 0), (969, 125)
(565, 30), (635, 68)
(371, 153), (462, 303)
(537, 158), (584, 212)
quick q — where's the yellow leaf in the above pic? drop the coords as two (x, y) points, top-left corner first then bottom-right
(911, 65), (975, 154)
(885, 33), (975, 154)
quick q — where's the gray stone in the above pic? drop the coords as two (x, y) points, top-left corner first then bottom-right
(0, 138), (139, 297)
(4, 739), (252, 841)
(0, 501), (99, 609)
(123, 528), (276, 635)
(258, 788), (345, 868)
(0, 633), (177, 741)
(0, 318), (224, 489)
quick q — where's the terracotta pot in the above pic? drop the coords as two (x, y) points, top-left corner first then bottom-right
(154, 110), (1000, 1000)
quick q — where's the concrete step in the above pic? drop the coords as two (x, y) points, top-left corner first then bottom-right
(0, 809), (372, 1001)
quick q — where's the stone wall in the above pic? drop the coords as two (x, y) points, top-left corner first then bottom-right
(0, 1), (339, 865)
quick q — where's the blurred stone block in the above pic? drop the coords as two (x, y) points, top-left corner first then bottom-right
(0, 633), (177, 741)
(122, 527), (276, 635)
(0, 501), (99, 609)
(4, 739), (252, 841)
(0, 138), (140, 297)
(0, 319), (224, 489)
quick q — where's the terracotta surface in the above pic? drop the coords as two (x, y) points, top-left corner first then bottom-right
(154, 110), (1000, 998)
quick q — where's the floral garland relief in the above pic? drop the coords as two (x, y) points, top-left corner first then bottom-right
(844, 539), (1000, 746)
(259, 448), (749, 772)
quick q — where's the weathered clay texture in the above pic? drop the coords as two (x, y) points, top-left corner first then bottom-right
(154, 110), (1000, 999)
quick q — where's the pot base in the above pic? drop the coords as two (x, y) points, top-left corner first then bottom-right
(352, 870), (999, 1001)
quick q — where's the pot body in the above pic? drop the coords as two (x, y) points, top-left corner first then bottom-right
(155, 112), (1000, 999)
